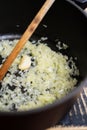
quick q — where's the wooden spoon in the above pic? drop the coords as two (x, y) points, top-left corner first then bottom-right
(0, 0), (55, 80)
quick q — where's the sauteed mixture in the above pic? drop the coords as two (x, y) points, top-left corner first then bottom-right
(0, 39), (79, 111)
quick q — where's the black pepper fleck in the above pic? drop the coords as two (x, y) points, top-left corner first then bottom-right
(11, 103), (17, 111)
(21, 86), (27, 93)
(8, 84), (17, 91)
(0, 82), (2, 90)
(0, 55), (4, 64)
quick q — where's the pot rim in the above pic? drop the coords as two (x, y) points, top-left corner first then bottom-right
(0, 0), (87, 116)
(67, 0), (87, 18)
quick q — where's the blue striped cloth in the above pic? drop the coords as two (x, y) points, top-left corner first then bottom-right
(58, 87), (87, 126)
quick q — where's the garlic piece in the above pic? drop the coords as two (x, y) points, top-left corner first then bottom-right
(19, 55), (31, 70)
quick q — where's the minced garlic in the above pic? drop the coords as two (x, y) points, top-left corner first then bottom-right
(0, 39), (79, 111)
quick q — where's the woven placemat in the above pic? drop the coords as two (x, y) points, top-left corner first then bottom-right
(47, 126), (87, 130)
(58, 86), (87, 126)
(47, 86), (87, 130)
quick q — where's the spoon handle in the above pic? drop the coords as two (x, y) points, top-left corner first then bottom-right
(0, 0), (55, 80)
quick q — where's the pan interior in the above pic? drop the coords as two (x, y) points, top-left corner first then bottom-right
(0, 34), (81, 112)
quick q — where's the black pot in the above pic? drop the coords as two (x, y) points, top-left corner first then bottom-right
(0, 0), (87, 130)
